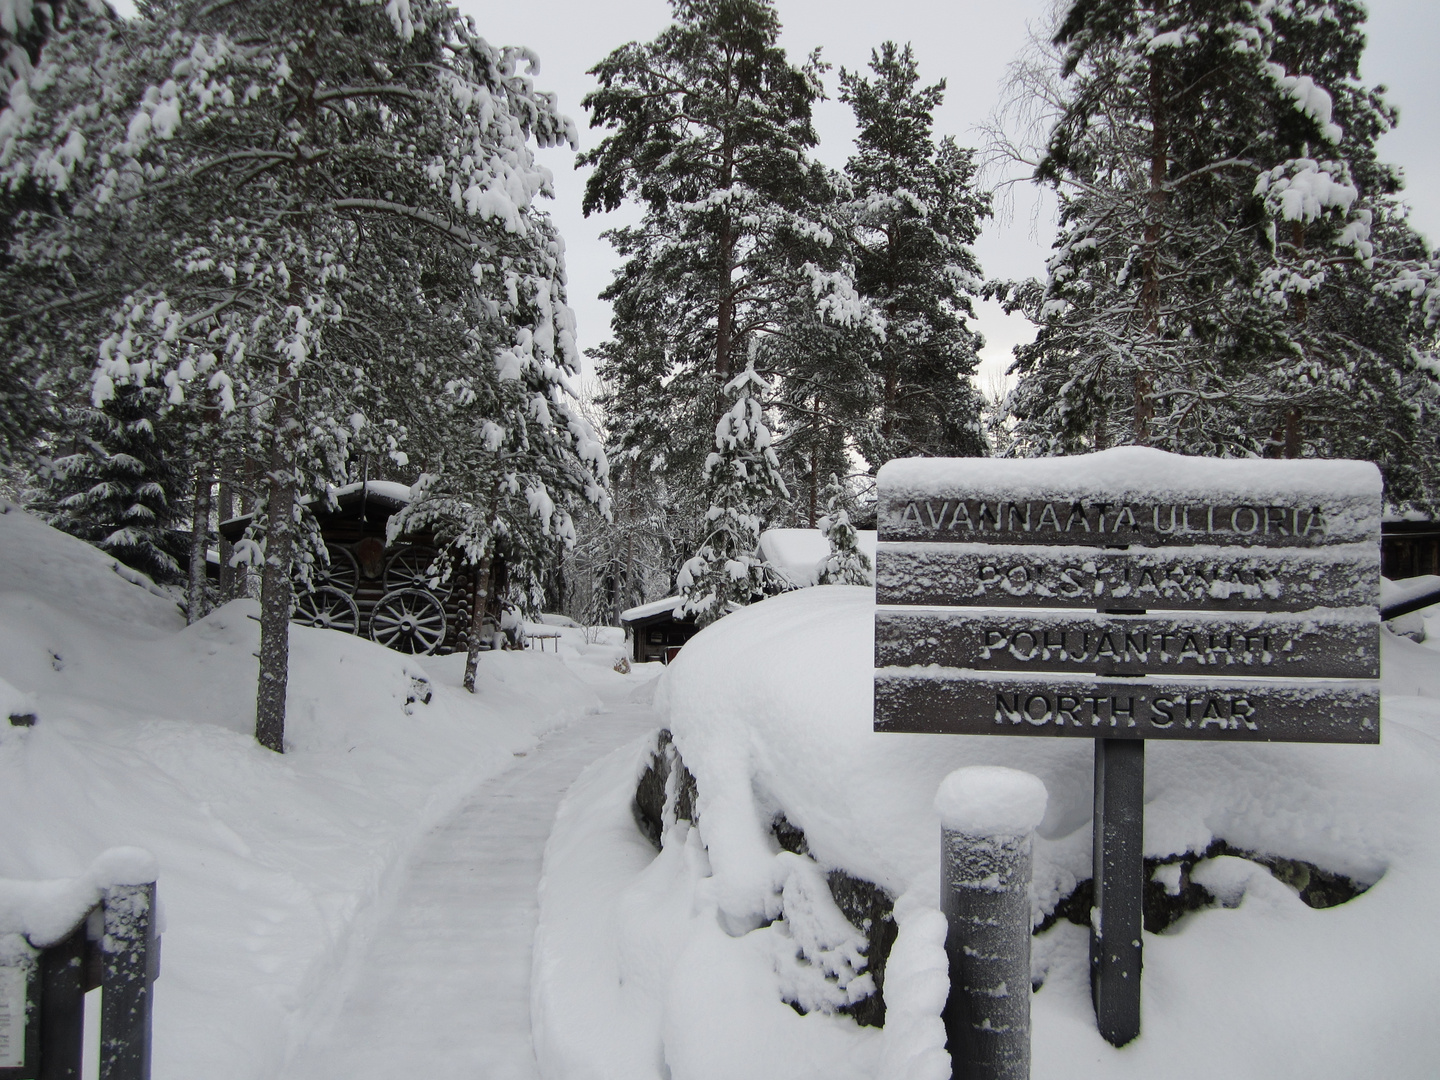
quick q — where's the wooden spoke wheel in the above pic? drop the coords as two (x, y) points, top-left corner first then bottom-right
(383, 545), (448, 596)
(369, 588), (447, 654)
(315, 543), (360, 594)
(292, 586), (360, 635)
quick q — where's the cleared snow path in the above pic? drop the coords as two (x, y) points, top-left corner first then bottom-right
(282, 689), (661, 1080)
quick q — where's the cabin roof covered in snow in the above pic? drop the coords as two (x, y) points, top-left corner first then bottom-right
(620, 596), (686, 625)
(218, 480), (414, 540)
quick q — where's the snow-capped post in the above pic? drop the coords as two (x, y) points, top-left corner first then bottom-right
(99, 876), (159, 1080)
(936, 767), (1047, 1080)
(0, 849), (159, 1080)
(873, 448), (1383, 1049)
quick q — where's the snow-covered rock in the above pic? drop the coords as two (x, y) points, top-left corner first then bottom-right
(535, 583), (1440, 1080)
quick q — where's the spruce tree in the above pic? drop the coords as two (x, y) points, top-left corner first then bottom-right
(998, 0), (1440, 503)
(676, 363), (790, 626)
(582, 0), (875, 524)
(839, 42), (991, 467)
(41, 384), (189, 583)
(816, 474), (872, 586)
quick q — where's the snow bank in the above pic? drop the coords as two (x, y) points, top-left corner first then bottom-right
(0, 505), (604, 1080)
(536, 584), (1440, 1080)
(758, 528), (878, 588)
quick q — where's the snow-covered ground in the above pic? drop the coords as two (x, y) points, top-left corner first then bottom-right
(534, 585), (1440, 1080)
(9, 492), (1440, 1080)
(0, 502), (652, 1080)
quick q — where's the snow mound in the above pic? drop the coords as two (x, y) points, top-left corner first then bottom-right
(0, 506), (604, 1080)
(539, 584), (1440, 1080)
(0, 501), (182, 634)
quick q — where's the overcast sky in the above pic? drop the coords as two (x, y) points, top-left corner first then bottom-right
(456, 0), (1439, 389)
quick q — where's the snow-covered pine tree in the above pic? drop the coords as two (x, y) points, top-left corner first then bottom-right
(39, 383), (189, 583)
(582, 0), (877, 530)
(0, 0), (101, 465)
(1, 0), (581, 748)
(815, 474), (872, 586)
(839, 42), (991, 467)
(677, 363), (789, 626)
(387, 209), (610, 693)
(995, 0), (1440, 501)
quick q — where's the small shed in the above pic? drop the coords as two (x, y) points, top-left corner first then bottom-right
(219, 481), (490, 655)
(620, 596), (698, 665)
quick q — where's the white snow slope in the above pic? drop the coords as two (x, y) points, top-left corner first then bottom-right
(534, 584), (1440, 1080)
(0, 503), (621, 1080)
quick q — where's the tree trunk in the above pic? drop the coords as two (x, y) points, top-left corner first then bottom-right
(186, 463), (212, 624)
(255, 391), (300, 753)
(462, 555), (493, 693)
(1136, 43), (1168, 445)
(1284, 407), (1303, 459)
(217, 460), (236, 602)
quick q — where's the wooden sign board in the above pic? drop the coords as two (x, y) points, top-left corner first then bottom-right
(874, 448), (1383, 1051)
(874, 449), (1382, 744)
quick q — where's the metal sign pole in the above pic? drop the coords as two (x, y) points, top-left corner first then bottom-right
(1090, 738), (1144, 1046)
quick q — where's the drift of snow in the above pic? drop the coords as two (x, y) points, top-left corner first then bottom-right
(534, 583), (1440, 1080)
(0, 502), (616, 1080)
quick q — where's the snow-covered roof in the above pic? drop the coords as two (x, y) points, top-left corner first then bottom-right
(218, 481), (413, 537)
(329, 480), (414, 505)
(620, 596), (685, 624)
(758, 528), (877, 588)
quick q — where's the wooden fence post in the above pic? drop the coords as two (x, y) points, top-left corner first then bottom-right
(98, 882), (157, 1080)
(936, 767), (1048, 1080)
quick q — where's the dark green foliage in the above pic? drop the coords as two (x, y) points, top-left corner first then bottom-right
(583, 0), (866, 550)
(40, 385), (188, 583)
(839, 43), (991, 466)
(1000, 0), (1440, 506)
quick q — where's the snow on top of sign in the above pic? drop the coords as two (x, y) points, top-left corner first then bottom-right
(878, 447), (1381, 502)
(0, 847), (156, 949)
(934, 766), (1048, 836)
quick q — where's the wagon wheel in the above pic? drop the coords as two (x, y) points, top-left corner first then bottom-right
(368, 588), (447, 654)
(292, 586), (360, 635)
(315, 544), (360, 594)
(383, 545), (449, 596)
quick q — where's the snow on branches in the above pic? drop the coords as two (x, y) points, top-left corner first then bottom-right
(677, 363), (790, 627)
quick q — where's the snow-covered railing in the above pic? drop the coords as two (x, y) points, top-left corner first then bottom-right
(1379, 582), (1440, 622)
(0, 849), (160, 1080)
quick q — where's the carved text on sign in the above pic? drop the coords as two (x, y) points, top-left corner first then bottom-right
(982, 627), (1279, 667)
(873, 674), (1380, 743)
(875, 545), (1378, 612)
(875, 608), (1378, 679)
(993, 689), (1257, 731)
(896, 500), (1329, 539)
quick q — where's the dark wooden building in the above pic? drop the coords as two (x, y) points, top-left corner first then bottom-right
(219, 481), (492, 655)
(620, 597), (699, 665)
(1382, 518), (1440, 580)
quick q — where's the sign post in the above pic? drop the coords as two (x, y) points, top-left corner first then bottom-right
(873, 447), (1381, 1053)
